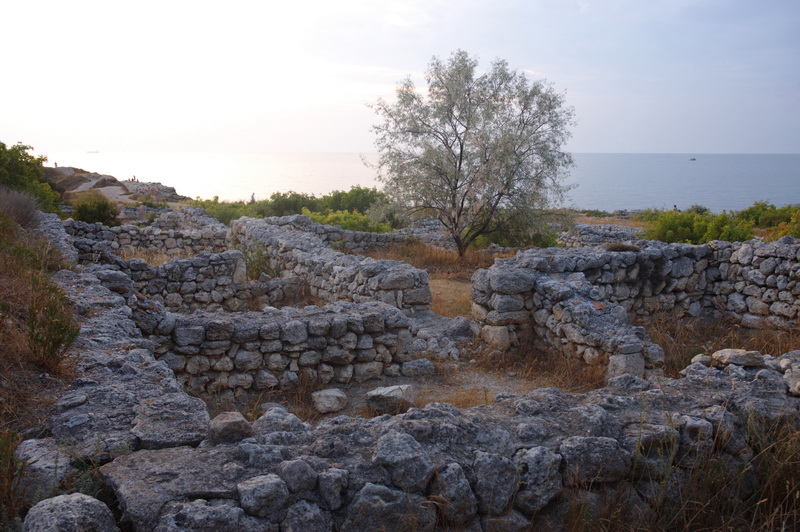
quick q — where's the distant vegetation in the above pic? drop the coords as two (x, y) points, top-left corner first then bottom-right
(188, 186), (396, 231)
(636, 202), (800, 244)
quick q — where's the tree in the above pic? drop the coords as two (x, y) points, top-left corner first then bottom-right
(0, 142), (59, 212)
(370, 50), (574, 255)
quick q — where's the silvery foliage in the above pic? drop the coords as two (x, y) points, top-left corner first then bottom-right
(370, 50), (575, 254)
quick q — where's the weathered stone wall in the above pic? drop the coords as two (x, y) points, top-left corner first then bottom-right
(250, 214), (410, 253)
(84, 251), (259, 313)
(472, 267), (665, 380)
(130, 298), (416, 400)
(558, 222), (644, 248)
(473, 236), (800, 378)
(230, 215), (432, 313)
(19, 268), (800, 532)
(64, 209), (229, 259)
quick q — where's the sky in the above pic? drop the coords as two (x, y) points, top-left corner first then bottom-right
(2, 0), (798, 156)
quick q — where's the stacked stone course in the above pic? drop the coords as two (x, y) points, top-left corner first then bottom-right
(474, 235), (800, 379)
(557, 222), (644, 248)
(64, 209), (229, 258)
(230, 215), (432, 313)
(129, 298), (415, 399)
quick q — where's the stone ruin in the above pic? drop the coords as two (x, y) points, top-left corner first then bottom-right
(474, 222), (800, 380)
(16, 210), (800, 531)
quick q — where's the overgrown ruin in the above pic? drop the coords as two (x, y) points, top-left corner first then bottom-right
(18, 212), (800, 531)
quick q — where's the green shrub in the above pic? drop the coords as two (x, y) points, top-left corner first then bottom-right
(686, 204), (710, 215)
(318, 186), (386, 214)
(301, 208), (391, 233)
(643, 210), (753, 244)
(73, 199), (120, 226)
(27, 275), (80, 372)
(0, 142), (59, 213)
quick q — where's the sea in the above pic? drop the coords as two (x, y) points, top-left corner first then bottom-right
(44, 151), (800, 213)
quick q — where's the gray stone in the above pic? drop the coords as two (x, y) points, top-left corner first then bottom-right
(366, 385), (415, 415)
(281, 500), (331, 532)
(237, 473), (290, 517)
(208, 411), (253, 444)
(311, 388), (349, 414)
(372, 431), (434, 491)
(132, 394), (209, 449)
(401, 358), (436, 377)
(343, 483), (435, 532)
(353, 361), (384, 382)
(711, 348), (765, 368)
(515, 446), (562, 515)
(473, 452), (518, 515)
(318, 468), (349, 510)
(429, 462), (478, 525)
(23, 493), (118, 532)
(277, 459), (318, 492)
(174, 326), (206, 346)
(559, 436), (632, 485)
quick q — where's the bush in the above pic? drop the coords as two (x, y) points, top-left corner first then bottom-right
(72, 199), (120, 226)
(301, 208), (391, 233)
(318, 186), (386, 214)
(643, 210), (753, 244)
(0, 185), (40, 229)
(0, 142), (59, 213)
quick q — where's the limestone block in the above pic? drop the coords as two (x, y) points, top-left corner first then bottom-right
(481, 325), (511, 351)
(237, 474), (289, 517)
(277, 460), (318, 493)
(23, 493), (118, 532)
(208, 411), (254, 444)
(559, 436), (632, 485)
(606, 353), (645, 379)
(312, 388), (349, 414)
(234, 350), (264, 371)
(254, 370), (279, 389)
(373, 431), (434, 491)
(429, 462), (478, 525)
(401, 359), (436, 377)
(711, 348), (765, 368)
(366, 385), (415, 415)
(354, 361), (384, 382)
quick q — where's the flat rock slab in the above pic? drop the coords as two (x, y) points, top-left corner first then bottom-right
(100, 446), (246, 531)
(132, 393), (210, 449)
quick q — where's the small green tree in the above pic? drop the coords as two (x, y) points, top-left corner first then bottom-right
(0, 142), (59, 212)
(370, 50), (574, 256)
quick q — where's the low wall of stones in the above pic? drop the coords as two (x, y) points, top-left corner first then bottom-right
(230, 215), (432, 314)
(253, 213), (410, 253)
(83, 251), (263, 313)
(129, 298), (416, 400)
(19, 267), (800, 532)
(473, 236), (800, 379)
(64, 209), (229, 259)
(558, 222), (644, 247)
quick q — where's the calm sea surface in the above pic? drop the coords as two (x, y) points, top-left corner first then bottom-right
(46, 151), (800, 213)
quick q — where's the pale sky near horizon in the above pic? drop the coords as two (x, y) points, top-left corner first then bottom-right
(2, 0), (798, 158)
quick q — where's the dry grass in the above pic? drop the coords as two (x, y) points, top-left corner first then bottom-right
(361, 241), (513, 319)
(361, 241), (513, 276)
(642, 313), (800, 377)
(429, 278), (473, 318)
